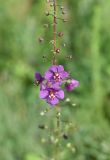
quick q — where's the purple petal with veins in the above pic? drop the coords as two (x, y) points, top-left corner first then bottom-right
(40, 90), (48, 99)
(47, 97), (59, 106)
(56, 90), (64, 99)
(45, 71), (53, 80)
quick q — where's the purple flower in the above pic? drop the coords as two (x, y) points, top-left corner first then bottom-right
(40, 83), (64, 106)
(35, 72), (44, 85)
(65, 79), (79, 91)
(44, 65), (69, 84)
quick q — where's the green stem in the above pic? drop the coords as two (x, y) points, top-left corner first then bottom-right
(55, 105), (61, 160)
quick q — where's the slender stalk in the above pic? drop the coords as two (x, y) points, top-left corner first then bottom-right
(52, 1), (61, 159)
(53, 0), (57, 65)
(55, 105), (61, 160)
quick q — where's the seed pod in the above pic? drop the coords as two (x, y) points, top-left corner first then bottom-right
(62, 10), (66, 15)
(63, 134), (68, 140)
(38, 37), (44, 43)
(60, 6), (64, 10)
(38, 124), (45, 129)
(56, 48), (60, 53)
(58, 32), (64, 37)
(66, 55), (73, 60)
(43, 24), (49, 28)
(63, 19), (68, 22)
(34, 80), (40, 86)
(50, 3), (54, 7)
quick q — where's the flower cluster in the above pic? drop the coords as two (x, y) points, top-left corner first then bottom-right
(35, 65), (79, 106)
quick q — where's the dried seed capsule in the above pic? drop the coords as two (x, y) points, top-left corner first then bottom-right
(60, 6), (64, 10)
(62, 10), (66, 15)
(63, 19), (68, 22)
(34, 80), (40, 86)
(58, 32), (64, 37)
(38, 124), (45, 129)
(63, 134), (68, 140)
(43, 24), (49, 28)
(50, 3), (54, 7)
(56, 48), (60, 53)
(38, 37), (44, 43)
(66, 55), (73, 59)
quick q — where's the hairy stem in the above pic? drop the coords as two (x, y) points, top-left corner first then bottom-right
(52, 1), (61, 159)
(53, 0), (57, 65)
(55, 105), (61, 160)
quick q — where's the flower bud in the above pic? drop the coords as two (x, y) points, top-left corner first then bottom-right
(65, 79), (79, 91)
(38, 37), (44, 43)
(45, 11), (50, 16)
(58, 32), (64, 37)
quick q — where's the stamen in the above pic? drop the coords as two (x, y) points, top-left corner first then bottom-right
(54, 72), (61, 81)
(49, 91), (56, 99)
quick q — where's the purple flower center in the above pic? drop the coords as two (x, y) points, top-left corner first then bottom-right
(49, 91), (56, 100)
(53, 72), (61, 82)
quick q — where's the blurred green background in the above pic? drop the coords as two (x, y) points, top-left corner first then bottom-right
(0, 0), (110, 160)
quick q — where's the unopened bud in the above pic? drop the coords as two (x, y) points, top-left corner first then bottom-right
(41, 138), (46, 143)
(65, 98), (70, 102)
(45, 11), (50, 16)
(60, 6), (64, 10)
(38, 37), (44, 43)
(50, 3), (54, 7)
(62, 11), (66, 15)
(40, 112), (45, 116)
(58, 32), (64, 37)
(67, 143), (72, 148)
(38, 124), (45, 130)
(63, 134), (68, 140)
(63, 19), (68, 22)
(54, 138), (59, 144)
(66, 55), (73, 59)
(72, 103), (76, 107)
(71, 147), (76, 153)
(43, 24), (49, 28)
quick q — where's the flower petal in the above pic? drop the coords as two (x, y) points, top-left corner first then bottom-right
(47, 97), (59, 106)
(35, 72), (42, 80)
(45, 71), (53, 80)
(56, 90), (64, 99)
(60, 71), (69, 79)
(40, 90), (49, 99)
(52, 83), (61, 90)
(57, 65), (64, 72)
(65, 79), (79, 91)
(49, 65), (58, 72)
(71, 80), (79, 87)
(40, 84), (46, 90)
